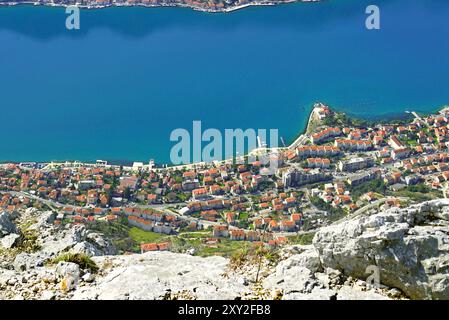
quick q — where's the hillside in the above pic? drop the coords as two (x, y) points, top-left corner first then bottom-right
(2, 198), (449, 299)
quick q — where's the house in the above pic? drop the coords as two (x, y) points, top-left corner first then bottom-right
(178, 206), (191, 215)
(334, 139), (372, 151)
(245, 231), (261, 242)
(311, 127), (341, 144)
(267, 236), (288, 248)
(192, 187), (208, 200)
(119, 176), (139, 190)
(229, 229), (246, 241)
(376, 148), (390, 158)
(157, 242), (170, 251)
(63, 207), (75, 215)
(152, 222), (173, 235)
(200, 209), (219, 221)
(105, 214), (118, 222)
(392, 148), (411, 160)
(306, 158), (331, 169)
(296, 146), (340, 158)
(183, 171), (197, 180)
(212, 225), (229, 238)
(140, 243), (158, 252)
(291, 213), (302, 225)
(361, 192), (378, 202)
(182, 179), (200, 191)
(282, 168), (331, 188)
(338, 157), (374, 172)
(147, 194), (158, 204)
(279, 220), (296, 232)
(284, 197), (297, 208)
(347, 171), (378, 187)
(268, 220), (279, 232)
(226, 212), (236, 225)
(205, 183), (218, 194)
(128, 215), (154, 231)
(389, 136), (405, 150)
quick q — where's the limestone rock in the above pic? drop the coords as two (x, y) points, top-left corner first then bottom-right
(13, 252), (46, 271)
(313, 199), (449, 300)
(0, 233), (21, 249)
(56, 262), (80, 292)
(263, 265), (320, 297)
(28, 211), (56, 231)
(0, 212), (17, 237)
(276, 245), (322, 273)
(82, 273), (95, 283)
(335, 285), (390, 300)
(71, 242), (103, 257)
(86, 232), (116, 256)
(71, 252), (250, 300)
(39, 225), (116, 258)
(40, 290), (56, 300)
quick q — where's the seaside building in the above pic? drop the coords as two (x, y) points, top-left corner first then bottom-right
(338, 157), (374, 172)
(282, 168), (331, 188)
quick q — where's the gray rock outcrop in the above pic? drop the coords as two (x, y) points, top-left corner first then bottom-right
(3, 199), (449, 300)
(262, 247), (389, 300)
(56, 262), (80, 291)
(0, 212), (17, 237)
(71, 251), (250, 300)
(1, 233), (21, 249)
(313, 199), (449, 300)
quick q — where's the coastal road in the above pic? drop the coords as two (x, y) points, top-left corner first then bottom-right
(289, 134), (309, 149)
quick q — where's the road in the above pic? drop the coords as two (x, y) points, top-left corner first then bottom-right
(1, 190), (65, 212)
(411, 111), (423, 123)
(289, 134), (309, 149)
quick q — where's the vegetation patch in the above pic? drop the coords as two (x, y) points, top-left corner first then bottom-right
(229, 246), (280, 282)
(350, 179), (387, 200)
(128, 227), (169, 244)
(86, 219), (134, 254)
(310, 196), (346, 219)
(52, 253), (99, 273)
(288, 232), (316, 245)
(19, 229), (41, 253)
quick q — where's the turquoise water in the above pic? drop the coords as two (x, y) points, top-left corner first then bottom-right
(0, 0), (448, 164)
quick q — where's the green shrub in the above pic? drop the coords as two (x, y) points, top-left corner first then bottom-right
(52, 253), (99, 273)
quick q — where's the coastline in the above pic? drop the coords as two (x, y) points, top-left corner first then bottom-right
(2, 1), (449, 169)
(3, 103), (448, 168)
(0, 0), (321, 14)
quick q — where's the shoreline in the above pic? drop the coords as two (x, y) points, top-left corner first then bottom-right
(0, 0), (320, 14)
(2, 103), (448, 168)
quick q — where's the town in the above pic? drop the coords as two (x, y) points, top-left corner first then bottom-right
(1, 103), (447, 256)
(0, 0), (308, 13)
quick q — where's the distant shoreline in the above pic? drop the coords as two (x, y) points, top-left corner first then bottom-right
(0, 0), (320, 14)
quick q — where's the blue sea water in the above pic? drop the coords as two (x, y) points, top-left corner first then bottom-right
(0, 0), (448, 164)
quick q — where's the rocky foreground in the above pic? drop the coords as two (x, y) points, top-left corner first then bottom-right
(1, 199), (449, 300)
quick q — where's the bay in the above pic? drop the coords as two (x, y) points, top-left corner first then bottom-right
(0, 0), (448, 164)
